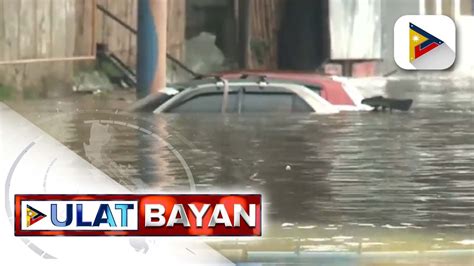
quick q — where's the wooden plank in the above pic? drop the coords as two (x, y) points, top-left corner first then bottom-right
(0, 0), (5, 62)
(103, 0), (114, 52)
(105, 0), (116, 55)
(36, 0), (52, 58)
(91, 0), (97, 56)
(167, 0), (180, 82)
(167, 0), (185, 61)
(129, 0), (137, 67)
(248, 0), (284, 69)
(74, 0), (85, 56)
(1, 0), (22, 88)
(50, 0), (67, 58)
(65, 0), (76, 57)
(19, 0), (37, 60)
(63, 0), (76, 80)
(3, 0), (20, 61)
(49, 0), (68, 79)
(20, 0), (39, 90)
(124, 0), (134, 65)
(87, 0), (96, 56)
(102, 0), (135, 65)
(115, 0), (129, 61)
(74, 0), (95, 70)
(17, 0), (51, 91)
(0, 0), (4, 82)
(0, 56), (96, 65)
(96, 0), (106, 44)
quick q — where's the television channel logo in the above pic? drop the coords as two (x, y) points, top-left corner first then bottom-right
(394, 15), (456, 70)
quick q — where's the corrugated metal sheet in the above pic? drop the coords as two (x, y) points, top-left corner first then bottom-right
(329, 0), (382, 60)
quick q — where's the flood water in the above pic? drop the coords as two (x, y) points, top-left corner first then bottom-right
(4, 77), (474, 256)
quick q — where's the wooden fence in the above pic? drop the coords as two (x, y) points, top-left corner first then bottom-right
(0, 0), (185, 93)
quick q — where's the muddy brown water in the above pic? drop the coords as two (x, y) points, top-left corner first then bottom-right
(4, 78), (474, 257)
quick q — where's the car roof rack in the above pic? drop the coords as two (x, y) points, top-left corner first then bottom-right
(169, 75), (322, 92)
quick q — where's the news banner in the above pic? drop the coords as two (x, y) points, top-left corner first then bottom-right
(15, 194), (261, 237)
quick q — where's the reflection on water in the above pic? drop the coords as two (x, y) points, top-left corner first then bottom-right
(5, 78), (474, 257)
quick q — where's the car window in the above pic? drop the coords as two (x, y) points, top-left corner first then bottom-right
(168, 93), (222, 113)
(292, 94), (314, 112)
(241, 92), (313, 113)
(167, 92), (239, 113)
(304, 85), (322, 95)
(165, 85), (314, 113)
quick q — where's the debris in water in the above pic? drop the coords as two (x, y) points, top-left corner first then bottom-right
(281, 222), (295, 228)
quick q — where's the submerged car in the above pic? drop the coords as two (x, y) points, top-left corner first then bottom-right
(129, 72), (372, 114)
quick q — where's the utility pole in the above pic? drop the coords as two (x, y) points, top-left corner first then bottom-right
(137, 0), (167, 98)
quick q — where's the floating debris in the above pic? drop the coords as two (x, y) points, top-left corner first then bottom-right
(453, 239), (474, 245)
(281, 222), (295, 228)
